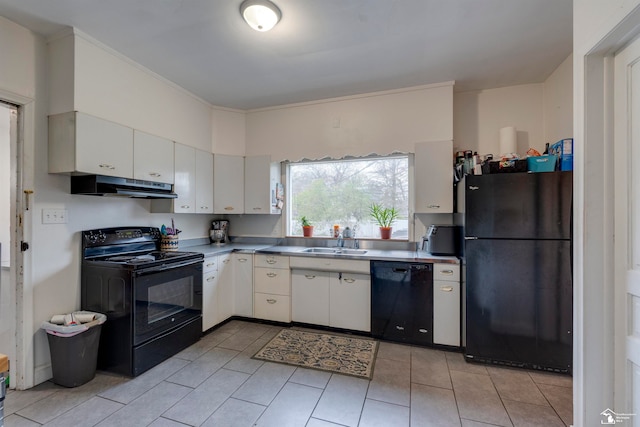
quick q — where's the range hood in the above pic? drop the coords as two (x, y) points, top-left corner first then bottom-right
(71, 175), (178, 199)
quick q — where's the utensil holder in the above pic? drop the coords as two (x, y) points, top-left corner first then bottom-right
(160, 235), (179, 252)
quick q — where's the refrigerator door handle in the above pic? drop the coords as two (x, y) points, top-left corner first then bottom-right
(465, 236), (478, 240)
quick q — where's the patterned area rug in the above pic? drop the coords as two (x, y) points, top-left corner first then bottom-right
(253, 329), (378, 379)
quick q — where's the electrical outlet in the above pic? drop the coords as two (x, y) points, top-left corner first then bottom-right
(42, 208), (68, 224)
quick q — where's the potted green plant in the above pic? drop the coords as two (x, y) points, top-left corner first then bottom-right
(369, 204), (399, 239)
(301, 216), (314, 237)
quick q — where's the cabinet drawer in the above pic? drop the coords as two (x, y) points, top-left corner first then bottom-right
(289, 256), (370, 274)
(254, 293), (290, 323)
(255, 254), (290, 269)
(433, 263), (460, 281)
(203, 256), (218, 273)
(255, 268), (290, 295)
(203, 270), (218, 285)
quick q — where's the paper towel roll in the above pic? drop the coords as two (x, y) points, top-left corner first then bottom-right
(500, 126), (517, 156)
(50, 314), (66, 325)
(75, 313), (96, 324)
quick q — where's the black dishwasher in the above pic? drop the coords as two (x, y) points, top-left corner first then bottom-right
(371, 261), (433, 346)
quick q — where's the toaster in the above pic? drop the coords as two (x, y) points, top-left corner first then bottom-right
(422, 225), (461, 256)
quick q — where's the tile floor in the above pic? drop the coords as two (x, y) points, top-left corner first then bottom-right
(4, 320), (573, 427)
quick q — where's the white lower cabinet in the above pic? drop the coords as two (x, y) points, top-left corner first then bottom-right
(291, 266), (371, 332)
(202, 255), (219, 332)
(433, 263), (461, 346)
(254, 255), (290, 322)
(217, 253), (234, 323)
(329, 272), (370, 332)
(292, 270), (330, 326)
(234, 253), (254, 318)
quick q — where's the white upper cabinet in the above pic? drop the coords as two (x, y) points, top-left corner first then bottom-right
(133, 130), (174, 184)
(244, 156), (282, 215)
(49, 111), (134, 178)
(414, 140), (453, 213)
(213, 154), (245, 214)
(195, 150), (214, 214)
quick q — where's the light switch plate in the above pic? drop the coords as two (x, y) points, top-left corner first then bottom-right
(42, 208), (68, 224)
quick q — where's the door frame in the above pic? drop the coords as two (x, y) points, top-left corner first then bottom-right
(0, 88), (34, 390)
(575, 4), (640, 425)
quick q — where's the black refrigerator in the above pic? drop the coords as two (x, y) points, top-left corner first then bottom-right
(464, 171), (572, 373)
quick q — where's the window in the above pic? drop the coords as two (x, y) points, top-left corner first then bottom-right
(287, 155), (409, 239)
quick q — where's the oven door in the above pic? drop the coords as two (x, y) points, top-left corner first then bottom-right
(132, 258), (203, 345)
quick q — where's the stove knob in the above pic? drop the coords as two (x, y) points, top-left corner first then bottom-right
(98, 231), (107, 242)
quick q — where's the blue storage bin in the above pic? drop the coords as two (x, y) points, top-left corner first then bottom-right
(527, 155), (557, 172)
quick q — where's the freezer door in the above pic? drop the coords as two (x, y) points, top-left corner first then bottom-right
(464, 238), (572, 372)
(465, 172), (572, 240)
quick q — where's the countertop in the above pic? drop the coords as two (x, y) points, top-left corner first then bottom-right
(186, 243), (459, 264)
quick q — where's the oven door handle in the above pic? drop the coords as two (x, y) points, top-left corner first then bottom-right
(134, 258), (203, 275)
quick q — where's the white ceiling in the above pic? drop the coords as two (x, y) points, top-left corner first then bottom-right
(0, 0), (572, 110)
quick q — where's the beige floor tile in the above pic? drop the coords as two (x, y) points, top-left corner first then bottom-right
(461, 419), (503, 426)
(377, 341), (412, 363)
(446, 352), (489, 375)
(528, 371), (572, 389)
(162, 368), (250, 426)
(202, 398), (265, 427)
(367, 356), (411, 406)
(288, 367), (332, 389)
(41, 396), (123, 427)
(254, 382), (322, 427)
(148, 417), (189, 427)
(487, 367), (548, 406)
(411, 383), (461, 426)
(165, 347), (238, 388)
(306, 418), (345, 427)
(4, 381), (60, 416)
(450, 370), (512, 427)
(95, 382), (191, 427)
(359, 399), (410, 427)
(411, 346), (453, 389)
(537, 383), (573, 426)
(232, 361), (296, 405)
(97, 357), (189, 404)
(312, 374), (369, 427)
(17, 374), (124, 424)
(3, 414), (41, 427)
(502, 399), (565, 427)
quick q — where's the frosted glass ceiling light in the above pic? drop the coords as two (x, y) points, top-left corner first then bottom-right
(240, 0), (281, 32)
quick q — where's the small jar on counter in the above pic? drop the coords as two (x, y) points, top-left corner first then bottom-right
(333, 224), (340, 238)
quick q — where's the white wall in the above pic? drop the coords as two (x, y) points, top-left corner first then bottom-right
(245, 83), (454, 162)
(454, 84), (544, 157)
(212, 107), (246, 155)
(573, 0), (640, 424)
(0, 106), (10, 266)
(543, 54), (573, 144)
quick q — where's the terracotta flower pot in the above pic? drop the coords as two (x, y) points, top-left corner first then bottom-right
(302, 226), (314, 237)
(379, 227), (392, 239)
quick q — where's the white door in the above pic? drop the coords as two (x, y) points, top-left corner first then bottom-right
(614, 36), (640, 423)
(0, 102), (18, 388)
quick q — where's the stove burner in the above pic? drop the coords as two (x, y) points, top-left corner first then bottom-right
(103, 251), (200, 265)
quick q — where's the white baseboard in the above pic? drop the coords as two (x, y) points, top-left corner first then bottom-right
(34, 363), (52, 386)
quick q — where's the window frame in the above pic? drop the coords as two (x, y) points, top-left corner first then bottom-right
(284, 154), (415, 241)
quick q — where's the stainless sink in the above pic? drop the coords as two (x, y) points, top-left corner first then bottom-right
(300, 247), (368, 255)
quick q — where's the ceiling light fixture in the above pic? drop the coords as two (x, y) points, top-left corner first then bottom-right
(240, 0), (281, 32)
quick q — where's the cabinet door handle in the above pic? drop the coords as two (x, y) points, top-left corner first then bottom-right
(266, 258), (277, 264)
(206, 276), (216, 282)
(180, 205), (190, 209)
(200, 206), (209, 210)
(238, 258), (248, 262)
(149, 172), (161, 177)
(266, 272), (277, 278)
(253, 207), (262, 210)
(440, 269), (454, 275)
(223, 259), (230, 264)
(395, 325), (405, 331)
(343, 278), (356, 284)
(305, 274), (316, 279)
(440, 286), (454, 292)
(99, 163), (115, 170)
(206, 262), (216, 268)
(224, 206), (234, 211)
(266, 298), (277, 304)
(427, 204), (441, 208)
